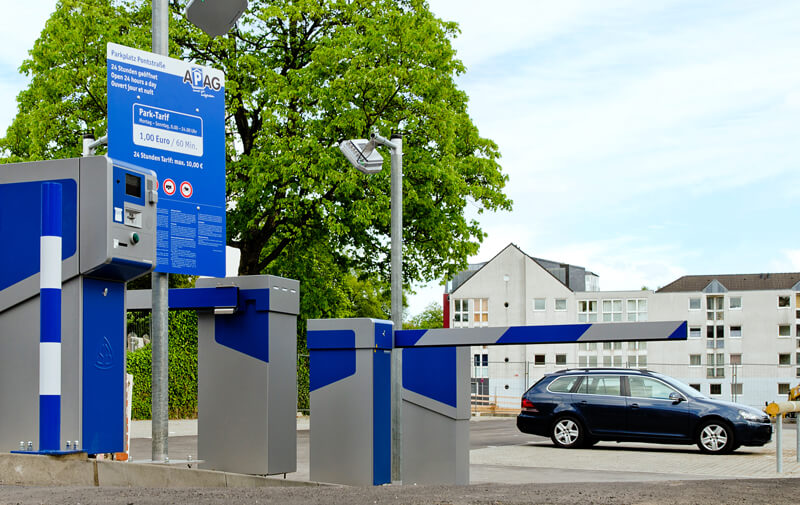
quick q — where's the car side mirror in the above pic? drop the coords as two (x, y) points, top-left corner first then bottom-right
(669, 392), (685, 404)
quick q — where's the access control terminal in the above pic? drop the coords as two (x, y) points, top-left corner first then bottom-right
(0, 156), (157, 454)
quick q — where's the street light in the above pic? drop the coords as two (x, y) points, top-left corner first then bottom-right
(339, 130), (404, 483)
(185, 0), (248, 38)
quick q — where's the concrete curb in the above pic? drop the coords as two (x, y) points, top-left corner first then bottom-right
(0, 453), (328, 488)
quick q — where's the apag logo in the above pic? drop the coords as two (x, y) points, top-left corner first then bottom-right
(183, 67), (222, 92)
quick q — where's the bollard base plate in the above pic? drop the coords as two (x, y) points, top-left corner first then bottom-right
(11, 450), (86, 458)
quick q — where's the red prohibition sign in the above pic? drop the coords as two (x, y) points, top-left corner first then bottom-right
(180, 181), (193, 198)
(163, 178), (176, 196)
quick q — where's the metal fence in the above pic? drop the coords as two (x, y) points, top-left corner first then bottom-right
(472, 361), (799, 412)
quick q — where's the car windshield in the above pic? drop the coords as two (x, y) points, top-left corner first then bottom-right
(650, 372), (707, 399)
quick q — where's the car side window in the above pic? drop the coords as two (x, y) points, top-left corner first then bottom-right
(547, 376), (581, 393)
(575, 375), (621, 396)
(628, 376), (677, 400)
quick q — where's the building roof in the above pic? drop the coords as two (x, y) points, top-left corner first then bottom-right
(656, 273), (800, 293)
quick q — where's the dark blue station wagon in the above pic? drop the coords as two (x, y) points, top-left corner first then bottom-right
(516, 368), (772, 454)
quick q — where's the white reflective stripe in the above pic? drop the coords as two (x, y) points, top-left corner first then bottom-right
(39, 342), (61, 396)
(40, 236), (62, 290)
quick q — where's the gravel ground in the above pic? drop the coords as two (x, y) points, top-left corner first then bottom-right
(2, 478), (799, 504)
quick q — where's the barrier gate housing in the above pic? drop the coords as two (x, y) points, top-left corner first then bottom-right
(0, 157), (157, 454)
(308, 319), (687, 486)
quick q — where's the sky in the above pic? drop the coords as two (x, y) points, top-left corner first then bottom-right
(2, 1), (799, 318)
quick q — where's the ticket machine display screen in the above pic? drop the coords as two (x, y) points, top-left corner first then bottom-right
(125, 173), (142, 198)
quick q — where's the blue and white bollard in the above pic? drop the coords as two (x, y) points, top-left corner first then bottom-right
(39, 182), (62, 452)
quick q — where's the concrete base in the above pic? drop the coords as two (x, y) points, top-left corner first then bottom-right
(0, 453), (329, 488)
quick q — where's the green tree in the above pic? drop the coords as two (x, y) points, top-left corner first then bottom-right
(405, 301), (443, 329)
(2, 0), (511, 308)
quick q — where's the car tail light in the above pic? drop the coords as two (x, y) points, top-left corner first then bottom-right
(521, 398), (538, 412)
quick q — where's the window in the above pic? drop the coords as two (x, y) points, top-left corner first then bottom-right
(578, 300), (598, 322)
(629, 341), (647, 351)
(731, 383), (743, 395)
(689, 327), (702, 338)
(453, 299), (469, 327)
(534, 354), (545, 365)
(779, 383), (791, 395)
(602, 299), (622, 322)
(710, 384), (722, 395)
(689, 354), (701, 366)
(555, 299), (567, 311)
(638, 355), (647, 367)
(473, 298), (489, 326)
(472, 353), (488, 378)
(779, 296), (791, 308)
(628, 376), (676, 400)
(689, 297), (702, 310)
(548, 376), (580, 393)
(707, 325), (724, 349)
(533, 298), (546, 311)
(707, 353), (724, 378)
(707, 295), (724, 321)
(603, 342), (612, 350)
(779, 353), (791, 366)
(729, 296), (742, 310)
(587, 342), (597, 351)
(588, 356), (598, 367)
(730, 326), (742, 338)
(779, 325), (791, 338)
(626, 299), (648, 321)
(577, 375), (621, 396)
(579, 356), (587, 367)
(613, 355), (622, 366)
(555, 354), (567, 366)
(602, 356), (611, 367)
(690, 384), (702, 392)
(730, 354), (742, 365)
(613, 341), (622, 350)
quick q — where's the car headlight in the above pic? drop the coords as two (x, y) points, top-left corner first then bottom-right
(739, 410), (766, 422)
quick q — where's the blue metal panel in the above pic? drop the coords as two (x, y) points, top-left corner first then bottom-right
(496, 324), (591, 344)
(39, 395), (60, 451)
(309, 349), (356, 392)
(41, 183), (62, 237)
(39, 289), (61, 343)
(168, 286), (238, 309)
(374, 322), (393, 350)
(82, 278), (125, 454)
(394, 329), (426, 347)
(667, 321), (688, 340)
(402, 347), (457, 408)
(214, 289), (270, 362)
(307, 330), (356, 350)
(372, 348), (391, 485)
(0, 179), (78, 291)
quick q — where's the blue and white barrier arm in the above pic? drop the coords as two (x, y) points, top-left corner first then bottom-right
(39, 182), (62, 452)
(395, 321), (688, 348)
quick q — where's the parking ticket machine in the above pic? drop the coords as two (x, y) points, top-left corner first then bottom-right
(0, 156), (157, 454)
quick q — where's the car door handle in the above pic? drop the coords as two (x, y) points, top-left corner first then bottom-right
(630, 403), (639, 409)
(581, 400), (588, 404)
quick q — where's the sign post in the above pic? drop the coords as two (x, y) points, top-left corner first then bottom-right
(107, 40), (226, 462)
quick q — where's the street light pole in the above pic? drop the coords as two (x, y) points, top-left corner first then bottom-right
(150, 0), (169, 464)
(338, 130), (404, 482)
(387, 133), (403, 483)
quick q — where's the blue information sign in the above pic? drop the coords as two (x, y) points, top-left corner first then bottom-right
(107, 43), (225, 277)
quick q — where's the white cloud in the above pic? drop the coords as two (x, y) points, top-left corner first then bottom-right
(778, 250), (800, 272)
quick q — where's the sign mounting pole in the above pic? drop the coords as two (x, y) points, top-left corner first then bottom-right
(151, 0), (169, 464)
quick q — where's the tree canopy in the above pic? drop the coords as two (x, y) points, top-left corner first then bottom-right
(1, 0), (512, 321)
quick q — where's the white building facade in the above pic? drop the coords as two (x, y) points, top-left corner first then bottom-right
(447, 244), (800, 409)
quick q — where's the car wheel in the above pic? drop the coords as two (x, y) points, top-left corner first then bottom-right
(551, 416), (585, 449)
(697, 420), (735, 454)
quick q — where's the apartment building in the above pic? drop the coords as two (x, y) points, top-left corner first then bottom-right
(446, 244), (800, 408)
